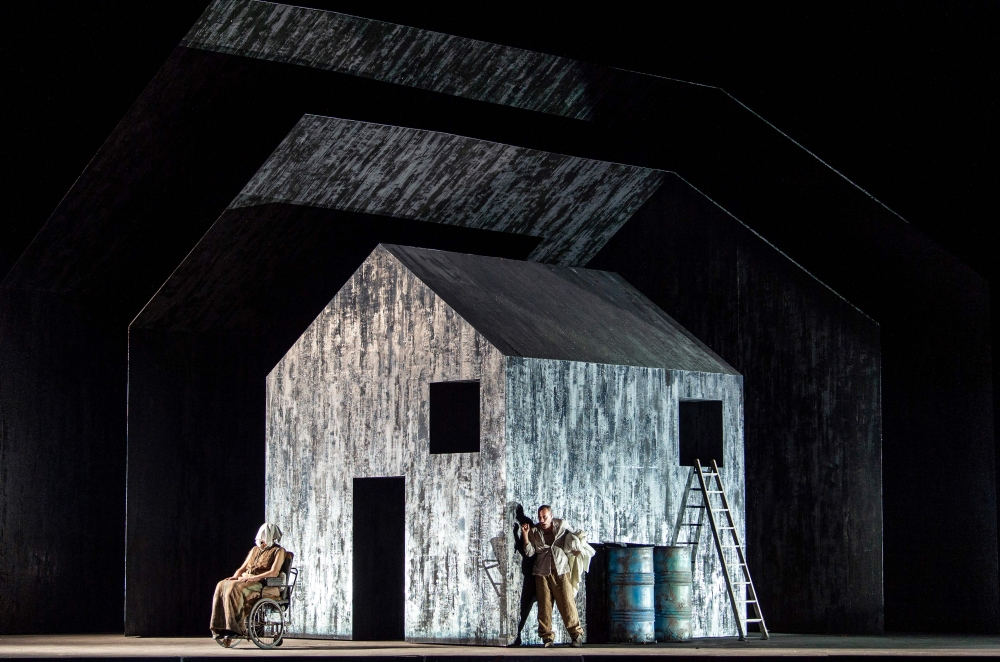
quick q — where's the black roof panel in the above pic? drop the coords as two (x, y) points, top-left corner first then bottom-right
(383, 244), (737, 374)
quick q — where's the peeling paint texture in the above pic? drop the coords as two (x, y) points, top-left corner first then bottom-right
(266, 245), (744, 644)
(232, 115), (665, 266)
(267, 245), (508, 642)
(182, 0), (647, 121)
(506, 360), (744, 641)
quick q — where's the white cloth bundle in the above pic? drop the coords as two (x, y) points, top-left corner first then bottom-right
(255, 522), (282, 548)
(558, 529), (596, 596)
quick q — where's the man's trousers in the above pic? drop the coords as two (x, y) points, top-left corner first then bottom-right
(534, 573), (583, 643)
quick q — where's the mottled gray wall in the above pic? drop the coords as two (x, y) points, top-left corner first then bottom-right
(504, 358), (745, 640)
(266, 245), (508, 643)
(232, 115), (664, 266)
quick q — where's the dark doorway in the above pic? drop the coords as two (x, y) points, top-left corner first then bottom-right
(679, 400), (724, 467)
(353, 476), (405, 640)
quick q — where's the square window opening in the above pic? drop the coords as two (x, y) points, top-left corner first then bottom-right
(429, 380), (480, 454)
(679, 400), (724, 467)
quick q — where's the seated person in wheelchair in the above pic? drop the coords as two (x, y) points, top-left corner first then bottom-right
(211, 523), (286, 642)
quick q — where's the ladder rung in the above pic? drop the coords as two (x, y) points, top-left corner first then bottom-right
(701, 472), (718, 477)
(683, 523), (704, 526)
(706, 490), (724, 494)
(686, 505), (706, 508)
(744, 599), (757, 603)
(719, 526), (736, 530)
(745, 619), (763, 623)
(675, 541), (698, 545)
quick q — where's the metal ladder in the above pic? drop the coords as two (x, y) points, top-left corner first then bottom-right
(673, 458), (769, 641)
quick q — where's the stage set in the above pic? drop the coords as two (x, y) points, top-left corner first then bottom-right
(0, 0), (996, 658)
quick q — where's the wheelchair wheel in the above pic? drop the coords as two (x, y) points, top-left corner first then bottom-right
(247, 598), (284, 649)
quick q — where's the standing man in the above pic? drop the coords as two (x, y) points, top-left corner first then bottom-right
(521, 505), (584, 647)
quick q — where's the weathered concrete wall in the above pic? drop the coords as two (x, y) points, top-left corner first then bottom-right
(266, 245), (508, 643)
(504, 358), (745, 640)
(266, 244), (746, 643)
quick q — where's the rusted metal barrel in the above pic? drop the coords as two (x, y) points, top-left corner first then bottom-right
(607, 546), (655, 643)
(654, 546), (693, 641)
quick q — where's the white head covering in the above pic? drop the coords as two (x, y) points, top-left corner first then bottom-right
(255, 523), (282, 548)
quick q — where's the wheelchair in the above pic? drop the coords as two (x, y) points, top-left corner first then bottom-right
(223, 551), (299, 650)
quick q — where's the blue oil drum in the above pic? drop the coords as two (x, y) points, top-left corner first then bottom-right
(607, 546), (655, 643)
(654, 546), (693, 641)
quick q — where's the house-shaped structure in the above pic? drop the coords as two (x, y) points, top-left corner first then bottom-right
(265, 244), (745, 644)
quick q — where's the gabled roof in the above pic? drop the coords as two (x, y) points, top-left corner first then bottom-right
(382, 244), (737, 375)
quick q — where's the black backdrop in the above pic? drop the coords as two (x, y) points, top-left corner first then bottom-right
(2, 1), (997, 636)
(5, 3), (996, 289)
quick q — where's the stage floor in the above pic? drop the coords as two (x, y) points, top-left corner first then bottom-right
(1, 634), (1000, 659)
